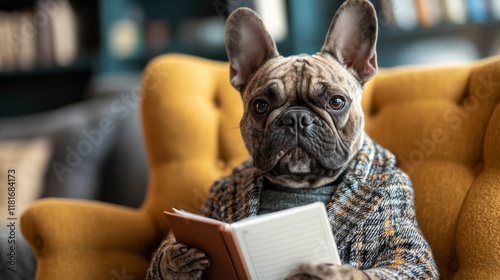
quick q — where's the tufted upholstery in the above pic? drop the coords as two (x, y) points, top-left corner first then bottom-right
(21, 54), (500, 279)
(362, 60), (500, 279)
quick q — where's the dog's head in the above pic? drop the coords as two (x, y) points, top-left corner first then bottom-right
(225, 0), (378, 188)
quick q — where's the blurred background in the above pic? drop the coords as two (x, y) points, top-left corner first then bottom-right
(0, 0), (500, 211)
(0, 1), (499, 278)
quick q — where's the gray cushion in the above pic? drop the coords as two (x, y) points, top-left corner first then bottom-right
(0, 95), (120, 200)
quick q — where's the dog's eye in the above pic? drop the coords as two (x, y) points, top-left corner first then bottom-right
(329, 96), (346, 110)
(253, 99), (270, 114)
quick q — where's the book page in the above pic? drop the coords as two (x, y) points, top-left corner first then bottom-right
(173, 208), (227, 225)
(229, 202), (341, 280)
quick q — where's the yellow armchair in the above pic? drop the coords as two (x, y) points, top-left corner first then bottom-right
(21, 54), (500, 279)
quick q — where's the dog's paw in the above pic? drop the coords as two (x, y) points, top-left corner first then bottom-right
(160, 242), (210, 280)
(285, 263), (369, 280)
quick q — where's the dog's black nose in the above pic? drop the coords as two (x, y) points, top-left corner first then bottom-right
(281, 109), (317, 130)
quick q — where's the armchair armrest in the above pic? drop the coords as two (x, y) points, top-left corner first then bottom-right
(21, 198), (159, 280)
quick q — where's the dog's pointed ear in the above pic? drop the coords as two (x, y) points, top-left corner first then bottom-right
(225, 8), (278, 91)
(321, 0), (378, 84)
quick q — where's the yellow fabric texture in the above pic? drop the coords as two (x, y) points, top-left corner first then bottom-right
(21, 54), (500, 279)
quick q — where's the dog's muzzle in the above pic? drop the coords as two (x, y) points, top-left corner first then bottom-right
(268, 107), (323, 175)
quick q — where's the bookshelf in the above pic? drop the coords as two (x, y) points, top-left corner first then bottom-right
(1, 0), (499, 73)
(0, 0), (99, 116)
(0, 0), (99, 74)
(372, 0), (500, 66)
(0, 0), (499, 116)
(287, 0), (500, 67)
(376, 20), (500, 65)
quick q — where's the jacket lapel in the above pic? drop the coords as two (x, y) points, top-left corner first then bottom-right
(326, 135), (385, 245)
(232, 164), (263, 222)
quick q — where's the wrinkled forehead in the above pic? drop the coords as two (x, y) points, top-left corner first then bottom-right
(245, 53), (362, 98)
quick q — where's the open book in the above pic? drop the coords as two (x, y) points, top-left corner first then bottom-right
(164, 202), (341, 280)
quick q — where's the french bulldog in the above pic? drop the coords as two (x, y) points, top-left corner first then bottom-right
(226, 1), (377, 190)
(147, 0), (437, 279)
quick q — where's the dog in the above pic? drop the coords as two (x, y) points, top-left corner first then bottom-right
(147, 0), (438, 279)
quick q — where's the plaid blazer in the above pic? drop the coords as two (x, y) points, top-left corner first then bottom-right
(147, 134), (438, 279)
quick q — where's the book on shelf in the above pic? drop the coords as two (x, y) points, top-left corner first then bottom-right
(37, 0), (54, 68)
(441, 0), (468, 24)
(164, 202), (341, 280)
(373, 0), (500, 31)
(466, 0), (488, 22)
(416, 0), (442, 27)
(18, 11), (37, 70)
(390, 0), (419, 30)
(493, 0), (500, 20)
(51, 0), (77, 67)
(0, 12), (17, 71)
(0, 0), (78, 72)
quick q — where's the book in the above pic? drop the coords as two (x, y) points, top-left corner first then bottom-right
(466, 0), (488, 22)
(37, 0), (55, 68)
(18, 11), (37, 71)
(0, 12), (17, 71)
(441, 0), (468, 25)
(491, 0), (500, 20)
(164, 202), (341, 280)
(416, 0), (441, 27)
(51, 0), (78, 67)
(254, 0), (288, 42)
(386, 0), (419, 31)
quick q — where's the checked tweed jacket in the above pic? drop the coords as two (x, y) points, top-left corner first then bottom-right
(148, 134), (438, 279)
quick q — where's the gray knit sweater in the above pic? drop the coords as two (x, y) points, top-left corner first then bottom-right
(258, 179), (337, 214)
(147, 134), (438, 279)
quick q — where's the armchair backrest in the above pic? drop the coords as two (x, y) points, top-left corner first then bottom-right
(140, 54), (248, 232)
(362, 58), (500, 279)
(140, 54), (500, 279)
